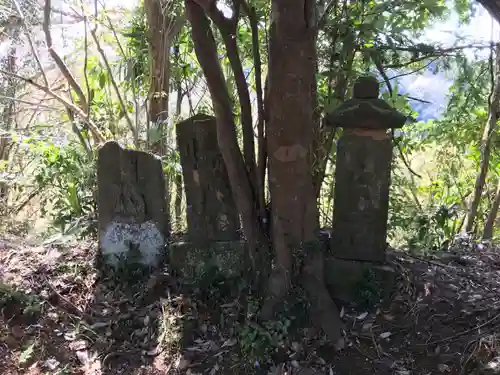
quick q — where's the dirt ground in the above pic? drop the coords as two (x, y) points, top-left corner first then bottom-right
(1, 233), (500, 375)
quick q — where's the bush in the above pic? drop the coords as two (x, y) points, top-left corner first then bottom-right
(28, 138), (97, 237)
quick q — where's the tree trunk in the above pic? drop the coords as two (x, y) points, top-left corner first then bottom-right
(144, 0), (184, 155)
(482, 180), (500, 240)
(262, 0), (343, 347)
(174, 173), (183, 228)
(185, 0), (269, 285)
(174, 66), (183, 229)
(464, 44), (500, 234)
(0, 31), (18, 206)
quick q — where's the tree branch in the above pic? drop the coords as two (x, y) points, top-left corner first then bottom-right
(90, 28), (137, 145)
(43, 0), (88, 113)
(0, 69), (105, 143)
(12, 0), (48, 87)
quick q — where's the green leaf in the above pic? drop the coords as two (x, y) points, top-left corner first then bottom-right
(19, 342), (35, 365)
(99, 73), (107, 89)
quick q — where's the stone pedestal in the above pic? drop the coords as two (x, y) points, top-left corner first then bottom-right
(324, 257), (396, 305)
(176, 114), (240, 243)
(97, 141), (168, 268)
(169, 240), (247, 280)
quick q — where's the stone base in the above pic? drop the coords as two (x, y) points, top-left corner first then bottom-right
(169, 240), (247, 280)
(324, 257), (396, 305)
(99, 220), (165, 268)
(169, 240), (396, 306)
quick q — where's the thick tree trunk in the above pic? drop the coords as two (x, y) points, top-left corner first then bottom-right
(262, 0), (343, 347)
(483, 180), (500, 240)
(465, 44), (500, 233)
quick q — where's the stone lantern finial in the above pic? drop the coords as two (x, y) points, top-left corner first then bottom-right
(353, 76), (380, 99)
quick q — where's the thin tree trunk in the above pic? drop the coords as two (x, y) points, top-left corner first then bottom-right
(242, 4), (267, 226)
(0, 31), (19, 206)
(144, 0), (184, 154)
(483, 180), (500, 240)
(174, 65), (183, 228)
(465, 44), (500, 233)
(185, 0), (269, 286)
(198, 2), (259, 211)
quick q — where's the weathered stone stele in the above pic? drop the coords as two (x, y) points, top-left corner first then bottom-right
(169, 114), (245, 281)
(97, 141), (168, 268)
(176, 114), (240, 242)
(325, 76), (406, 262)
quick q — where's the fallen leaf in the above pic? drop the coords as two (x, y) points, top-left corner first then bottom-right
(361, 322), (373, 332)
(379, 332), (392, 339)
(291, 341), (301, 352)
(44, 358), (60, 370)
(221, 338), (237, 348)
(438, 363), (450, 373)
(64, 331), (77, 341)
(19, 342), (35, 365)
(356, 312), (368, 320)
(209, 363), (220, 375)
(70, 340), (88, 351)
(90, 321), (109, 329)
(76, 350), (90, 365)
(334, 337), (345, 351)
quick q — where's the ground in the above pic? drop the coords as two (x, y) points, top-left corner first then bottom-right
(1, 232), (500, 375)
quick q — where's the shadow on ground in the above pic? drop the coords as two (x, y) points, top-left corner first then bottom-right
(0, 235), (251, 375)
(0, 236), (186, 375)
(3, 235), (500, 375)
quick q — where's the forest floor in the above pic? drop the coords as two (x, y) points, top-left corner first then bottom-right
(1, 233), (500, 375)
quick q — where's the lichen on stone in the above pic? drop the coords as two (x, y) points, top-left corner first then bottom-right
(100, 220), (165, 267)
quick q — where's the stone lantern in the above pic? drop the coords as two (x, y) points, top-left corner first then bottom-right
(324, 76), (406, 263)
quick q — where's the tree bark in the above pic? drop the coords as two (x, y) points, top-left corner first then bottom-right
(195, 1), (260, 212)
(144, 0), (184, 155)
(174, 65), (184, 229)
(464, 44), (500, 234)
(482, 180), (500, 240)
(0, 31), (18, 206)
(242, 3), (267, 226)
(262, 0), (343, 347)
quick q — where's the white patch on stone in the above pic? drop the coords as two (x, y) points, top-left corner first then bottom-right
(100, 220), (165, 267)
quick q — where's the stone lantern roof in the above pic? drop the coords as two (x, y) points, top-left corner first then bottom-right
(324, 76), (407, 130)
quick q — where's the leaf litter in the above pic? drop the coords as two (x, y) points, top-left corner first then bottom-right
(1, 236), (500, 374)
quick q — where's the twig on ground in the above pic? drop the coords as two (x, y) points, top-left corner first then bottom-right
(352, 344), (375, 361)
(371, 329), (381, 359)
(418, 311), (500, 346)
(40, 274), (92, 321)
